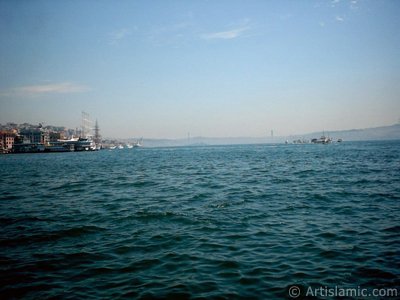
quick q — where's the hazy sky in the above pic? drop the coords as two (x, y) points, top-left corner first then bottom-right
(1, 0), (399, 138)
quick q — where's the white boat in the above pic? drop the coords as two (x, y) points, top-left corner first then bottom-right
(311, 136), (332, 144)
(132, 138), (143, 148)
(118, 144), (124, 149)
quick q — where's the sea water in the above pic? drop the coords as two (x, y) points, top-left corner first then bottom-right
(1, 141), (399, 299)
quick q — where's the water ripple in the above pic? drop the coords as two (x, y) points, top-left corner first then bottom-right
(1, 141), (399, 298)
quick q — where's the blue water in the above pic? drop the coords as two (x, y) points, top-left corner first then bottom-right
(1, 141), (399, 299)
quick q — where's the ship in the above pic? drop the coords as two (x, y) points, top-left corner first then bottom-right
(51, 137), (97, 151)
(311, 135), (332, 144)
(132, 138), (143, 148)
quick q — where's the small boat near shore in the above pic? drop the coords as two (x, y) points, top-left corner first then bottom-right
(132, 138), (143, 148)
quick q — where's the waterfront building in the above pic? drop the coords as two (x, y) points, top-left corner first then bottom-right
(49, 132), (63, 142)
(19, 128), (49, 145)
(0, 131), (16, 153)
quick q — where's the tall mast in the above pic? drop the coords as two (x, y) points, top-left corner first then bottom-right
(81, 111), (91, 138)
(94, 119), (101, 145)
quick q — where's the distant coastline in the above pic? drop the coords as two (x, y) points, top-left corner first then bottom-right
(2, 122), (399, 152)
(119, 123), (400, 148)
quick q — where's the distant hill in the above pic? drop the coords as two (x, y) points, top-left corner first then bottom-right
(300, 123), (400, 142)
(124, 123), (400, 147)
(127, 136), (273, 148)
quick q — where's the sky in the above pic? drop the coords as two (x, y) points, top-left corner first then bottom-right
(0, 0), (399, 139)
